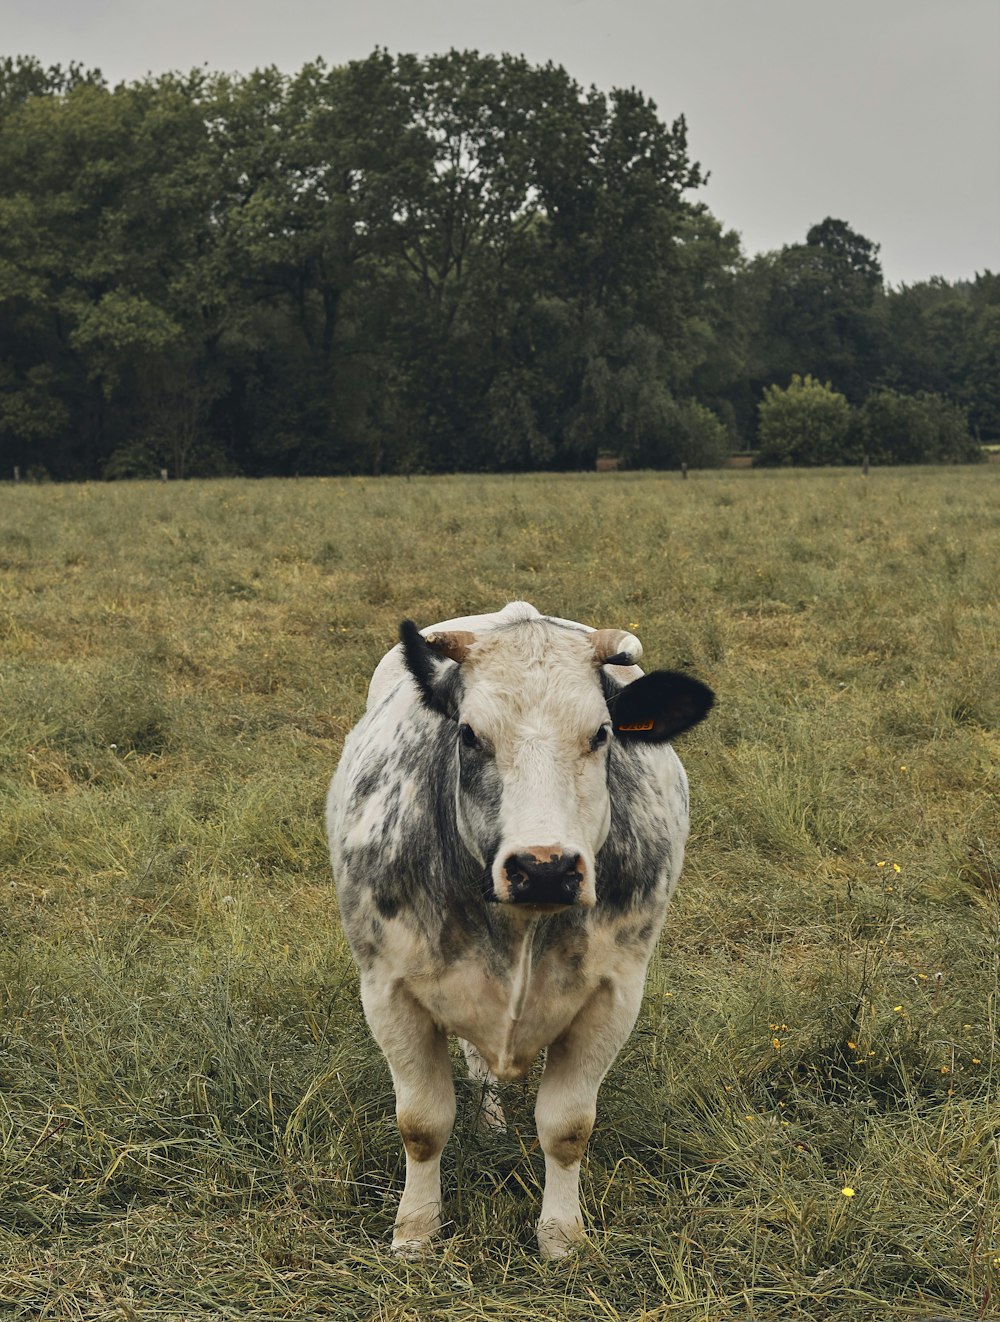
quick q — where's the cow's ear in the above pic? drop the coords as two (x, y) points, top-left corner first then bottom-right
(400, 620), (461, 720)
(608, 670), (714, 744)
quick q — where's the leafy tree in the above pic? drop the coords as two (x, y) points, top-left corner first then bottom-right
(0, 70), (241, 476)
(805, 217), (882, 288)
(497, 81), (706, 469)
(741, 218), (884, 415)
(757, 374), (856, 466)
(0, 51), (730, 477)
(320, 52), (708, 472)
(0, 55), (104, 108)
(962, 301), (1000, 441)
(876, 278), (971, 399)
(877, 272), (1000, 443)
(3, 55), (991, 479)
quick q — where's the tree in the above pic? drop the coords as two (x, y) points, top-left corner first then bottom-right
(877, 272), (1000, 443)
(0, 70), (242, 476)
(316, 51), (709, 472)
(740, 219), (884, 419)
(0, 56), (104, 109)
(805, 217), (882, 288)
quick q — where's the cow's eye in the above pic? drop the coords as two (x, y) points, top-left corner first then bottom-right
(459, 723), (481, 750)
(590, 725), (610, 751)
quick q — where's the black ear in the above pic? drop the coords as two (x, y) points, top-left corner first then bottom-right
(400, 620), (460, 720)
(608, 670), (714, 744)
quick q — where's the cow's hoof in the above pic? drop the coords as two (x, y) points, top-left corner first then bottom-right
(391, 1212), (440, 1259)
(537, 1218), (587, 1260)
(391, 1235), (435, 1260)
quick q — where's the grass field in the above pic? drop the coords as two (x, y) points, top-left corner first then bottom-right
(1, 467), (998, 1321)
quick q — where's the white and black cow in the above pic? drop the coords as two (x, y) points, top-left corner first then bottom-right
(326, 602), (713, 1258)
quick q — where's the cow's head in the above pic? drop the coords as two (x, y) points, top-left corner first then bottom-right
(400, 617), (713, 912)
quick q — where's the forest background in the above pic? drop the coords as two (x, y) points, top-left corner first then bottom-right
(1, 50), (997, 481)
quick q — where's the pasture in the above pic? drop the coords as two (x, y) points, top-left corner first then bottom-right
(1, 467), (997, 1321)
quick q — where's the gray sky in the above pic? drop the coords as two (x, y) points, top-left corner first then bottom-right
(4, 0), (998, 287)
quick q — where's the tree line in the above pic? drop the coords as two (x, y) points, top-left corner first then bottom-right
(1, 52), (997, 479)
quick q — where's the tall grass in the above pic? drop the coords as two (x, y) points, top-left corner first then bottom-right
(1, 468), (997, 1320)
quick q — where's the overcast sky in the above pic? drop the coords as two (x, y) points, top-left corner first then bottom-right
(4, 0), (998, 287)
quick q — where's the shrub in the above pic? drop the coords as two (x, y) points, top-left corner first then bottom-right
(756, 374), (857, 466)
(622, 394), (731, 469)
(859, 388), (981, 463)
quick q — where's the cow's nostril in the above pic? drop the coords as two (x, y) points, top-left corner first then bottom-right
(504, 856), (529, 886)
(502, 851), (583, 905)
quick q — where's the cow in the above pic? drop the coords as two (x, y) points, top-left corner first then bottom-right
(326, 601), (713, 1258)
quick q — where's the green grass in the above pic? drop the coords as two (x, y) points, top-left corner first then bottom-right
(1, 468), (998, 1321)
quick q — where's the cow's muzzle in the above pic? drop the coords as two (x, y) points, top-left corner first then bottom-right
(500, 848), (587, 909)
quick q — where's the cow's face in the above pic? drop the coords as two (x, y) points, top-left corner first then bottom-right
(452, 625), (617, 909)
(401, 617), (713, 912)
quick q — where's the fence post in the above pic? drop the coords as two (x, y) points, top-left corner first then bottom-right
(681, 462), (688, 480)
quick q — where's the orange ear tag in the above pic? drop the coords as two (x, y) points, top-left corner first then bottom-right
(617, 720), (655, 732)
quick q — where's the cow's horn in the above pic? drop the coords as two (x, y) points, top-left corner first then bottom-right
(589, 629), (643, 665)
(423, 630), (477, 664)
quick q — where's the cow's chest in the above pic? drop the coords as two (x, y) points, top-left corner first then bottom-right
(386, 918), (651, 1082)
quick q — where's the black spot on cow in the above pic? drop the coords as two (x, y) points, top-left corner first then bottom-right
(612, 918), (656, 951)
(373, 878), (400, 919)
(349, 762), (384, 809)
(396, 733), (427, 779)
(354, 938), (378, 970)
(378, 782), (403, 841)
(457, 747), (502, 818)
(437, 905), (477, 965)
(536, 911), (589, 987)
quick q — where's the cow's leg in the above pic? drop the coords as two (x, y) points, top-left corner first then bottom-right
(460, 1039), (506, 1132)
(534, 974), (644, 1260)
(361, 978), (456, 1256)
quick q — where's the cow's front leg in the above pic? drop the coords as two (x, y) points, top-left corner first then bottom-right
(361, 978), (456, 1256)
(534, 974), (644, 1260)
